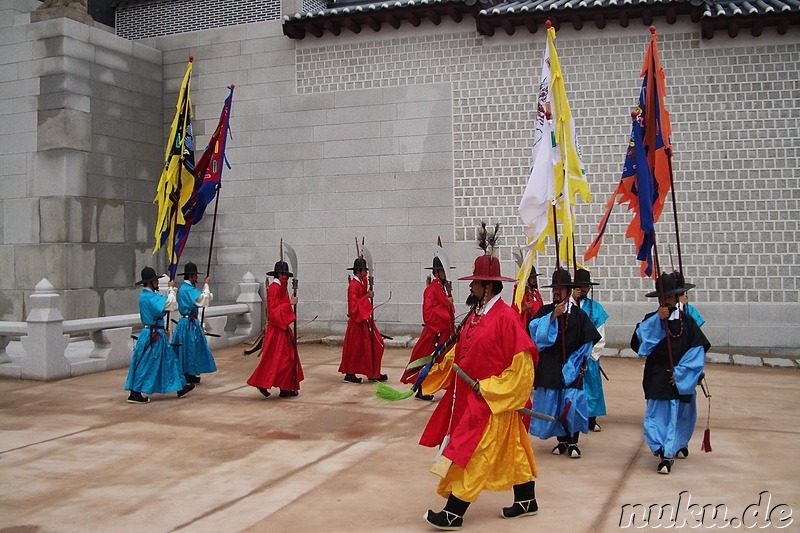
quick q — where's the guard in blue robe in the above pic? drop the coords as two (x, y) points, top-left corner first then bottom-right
(124, 267), (193, 403)
(573, 268), (609, 432)
(631, 272), (710, 474)
(529, 269), (601, 459)
(172, 262), (217, 384)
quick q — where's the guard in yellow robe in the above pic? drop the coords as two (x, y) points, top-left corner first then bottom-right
(419, 244), (540, 530)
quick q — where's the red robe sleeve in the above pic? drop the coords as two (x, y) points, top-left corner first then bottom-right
(422, 281), (455, 336)
(267, 281), (295, 330)
(348, 277), (373, 322)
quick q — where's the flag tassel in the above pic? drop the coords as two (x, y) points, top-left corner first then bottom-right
(700, 376), (712, 453)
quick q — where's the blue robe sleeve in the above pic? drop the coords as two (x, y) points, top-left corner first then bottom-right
(686, 304), (705, 328)
(672, 346), (705, 395)
(530, 312), (557, 349)
(562, 341), (592, 386)
(635, 313), (666, 357)
(587, 300), (609, 329)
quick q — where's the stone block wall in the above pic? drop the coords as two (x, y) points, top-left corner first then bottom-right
(0, 3), (163, 320)
(3, 0), (798, 348)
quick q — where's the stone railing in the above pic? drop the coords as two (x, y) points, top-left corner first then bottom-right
(0, 273), (263, 381)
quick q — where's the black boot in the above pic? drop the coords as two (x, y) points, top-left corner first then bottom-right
(177, 382), (195, 398)
(552, 435), (569, 455)
(567, 432), (581, 458)
(502, 480), (538, 519)
(424, 495), (469, 530)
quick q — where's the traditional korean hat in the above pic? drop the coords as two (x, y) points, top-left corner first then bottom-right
(267, 260), (293, 277)
(425, 256), (445, 271)
(574, 268), (599, 286)
(458, 222), (515, 282)
(670, 271), (696, 292)
(529, 265), (543, 278)
(346, 257), (368, 271)
(543, 268), (579, 288)
(645, 271), (695, 298)
(178, 262), (203, 277)
(136, 266), (160, 286)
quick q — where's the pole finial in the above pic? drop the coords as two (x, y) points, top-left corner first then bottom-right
(546, 20), (552, 29)
(189, 55), (194, 62)
(650, 26), (656, 34)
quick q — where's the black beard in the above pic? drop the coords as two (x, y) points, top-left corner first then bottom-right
(465, 293), (479, 307)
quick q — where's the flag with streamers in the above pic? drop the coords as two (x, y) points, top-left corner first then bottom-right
(153, 58), (196, 275)
(168, 85), (235, 279)
(584, 28), (673, 277)
(517, 22), (588, 285)
(512, 248), (535, 312)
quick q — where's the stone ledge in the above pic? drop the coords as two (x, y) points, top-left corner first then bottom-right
(705, 352), (732, 365)
(731, 354), (764, 367)
(762, 358), (798, 368)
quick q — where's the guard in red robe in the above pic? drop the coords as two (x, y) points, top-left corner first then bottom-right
(247, 261), (304, 398)
(339, 257), (386, 384)
(516, 265), (544, 327)
(419, 246), (540, 530)
(401, 255), (455, 400)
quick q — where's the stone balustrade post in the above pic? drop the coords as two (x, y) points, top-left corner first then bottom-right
(234, 272), (263, 339)
(89, 327), (134, 370)
(20, 279), (71, 380)
(0, 336), (11, 364)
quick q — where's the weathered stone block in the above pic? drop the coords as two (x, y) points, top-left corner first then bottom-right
(0, 245), (13, 289)
(15, 244), (66, 288)
(3, 198), (40, 244)
(0, 289), (24, 321)
(59, 287), (100, 319)
(95, 244), (133, 288)
(124, 201), (153, 244)
(65, 244), (95, 288)
(37, 108), (92, 152)
(97, 200), (124, 242)
(32, 149), (87, 196)
(103, 287), (139, 316)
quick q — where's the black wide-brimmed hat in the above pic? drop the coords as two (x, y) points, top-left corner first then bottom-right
(178, 262), (203, 277)
(543, 268), (578, 288)
(528, 265), (543, 278)
(645, 272), (696, 298)
(574, 268), (599, 286)
(424, 256), (455, 271)
(267, 261), (293, 277)
(346, 257), (368, 272)
(136, 266), (160, 286)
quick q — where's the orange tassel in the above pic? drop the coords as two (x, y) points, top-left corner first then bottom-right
(701, 427), (712, 453)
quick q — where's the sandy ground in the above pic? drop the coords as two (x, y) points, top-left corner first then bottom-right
(1, 344), (798, 532)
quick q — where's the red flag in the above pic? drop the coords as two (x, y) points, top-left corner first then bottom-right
(584, 27), (672, 278)
(169, 86), (234, 279)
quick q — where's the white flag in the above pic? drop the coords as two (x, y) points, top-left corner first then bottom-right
(519, 47), (558, 244)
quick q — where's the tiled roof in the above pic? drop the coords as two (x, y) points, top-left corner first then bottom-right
(285, 0), (478, 22)
(479, 0), (700, 17)
(700, 0), (800, 17)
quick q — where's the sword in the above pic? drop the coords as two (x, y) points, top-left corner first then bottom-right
(452, 363), (554, 422)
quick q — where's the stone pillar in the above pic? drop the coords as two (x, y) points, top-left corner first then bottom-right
(20, 278), (71, 380)
(234, 272), (263, 339)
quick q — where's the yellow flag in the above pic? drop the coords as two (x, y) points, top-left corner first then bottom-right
(513, 248), (534, 311)
(152, 59), (196, 268)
